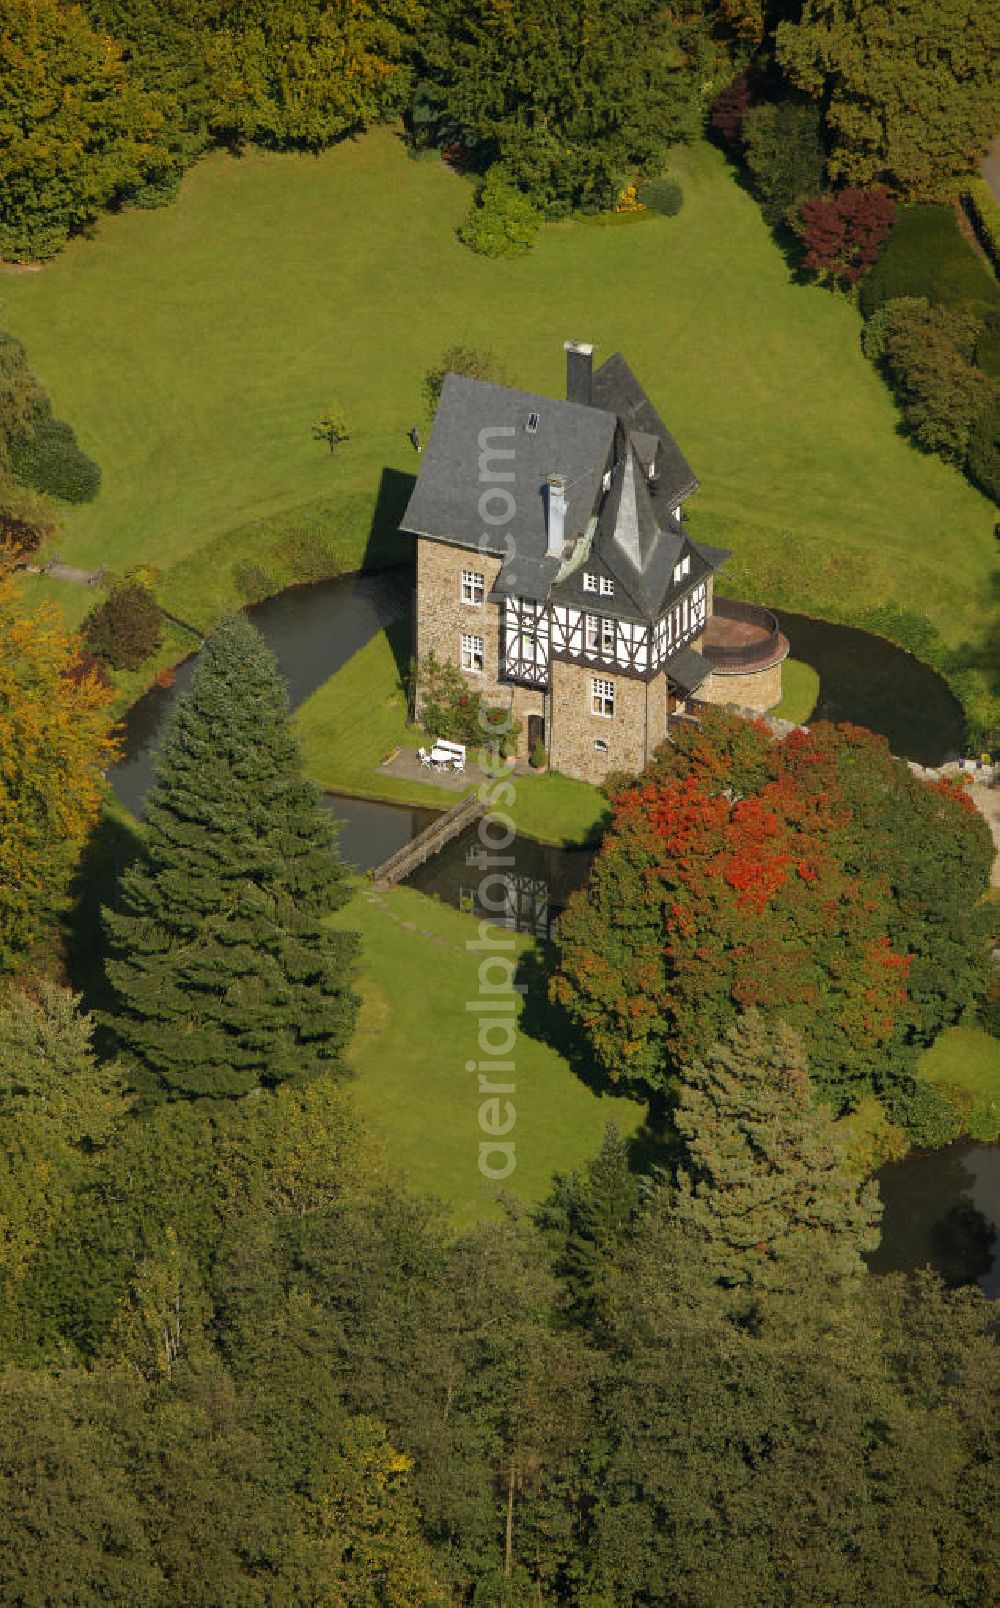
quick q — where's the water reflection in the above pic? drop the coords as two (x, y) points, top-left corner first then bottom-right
(406, 824), (594, 940)
(869, 1140), (1000, 1297)
(778, 610), (965, 766)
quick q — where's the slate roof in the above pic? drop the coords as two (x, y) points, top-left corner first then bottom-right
(400, 374), (615, 581)
(665, 645), (709, 696)
(591, 352), (699, 507)
(402, 351), (724, 620)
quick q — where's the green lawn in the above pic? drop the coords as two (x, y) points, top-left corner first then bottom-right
(331, 884), (647, 1222)
(771, 658), (820, 725)
(0, 128), (994, 726)
(918, 1024), (1000, 1139)
(295, 621), (609, 846)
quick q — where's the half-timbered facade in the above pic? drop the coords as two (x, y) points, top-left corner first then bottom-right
(403, 341), (784, 784)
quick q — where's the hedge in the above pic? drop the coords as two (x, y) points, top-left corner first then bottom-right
(859, 204), (998, 320)
(964, 177), (1000, 274)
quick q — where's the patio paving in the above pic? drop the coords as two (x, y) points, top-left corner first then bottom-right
(376, 745), (529, 791)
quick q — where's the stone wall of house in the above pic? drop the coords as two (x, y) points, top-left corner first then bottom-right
(548, 660), (668, 784)
(414, 537), (543, 755)
(698, 658), (784, 712)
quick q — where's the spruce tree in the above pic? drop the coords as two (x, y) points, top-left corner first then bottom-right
(103, 615), (358, 1100)
(673, 1010), (881, 1312)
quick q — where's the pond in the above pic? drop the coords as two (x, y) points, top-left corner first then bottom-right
(778, 609), (965, 766)
(869, 1140), (1000, 1298)
(110, 568), (411, 816)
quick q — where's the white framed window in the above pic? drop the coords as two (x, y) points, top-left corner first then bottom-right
(601, 616), (615, 653)
(461, 569), (484, 605)
(461, 633), (484, 673)
(583, 571), (598, 593)
(585, 613), (599, 651)
(592, 676), (615, 718)
(600, 576), (615, 596)
(672, 555), (691, 585)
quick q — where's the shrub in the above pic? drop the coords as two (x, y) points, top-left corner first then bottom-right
(967, 387), (1000, 503)
(742, 100), (826, 228)
(860, 203), (999, 319)
(636, 176), (683, 216)
(974, 309), (1000, 379)
(0, 480), (60, 558)
(965, 177), (1000, 272)
(458, 170), (540, 258)
(418, 651), (519, 756)
(798, 186), (895, 287)
(273, 528), (338, 584)
(877, 298), (989, 463)
(232, 560), (275, 601)
(886, 1077), (967, 1148)
(709, 72), (755, 150)
(529, 739), (548, 770)
(9, 414), (101, 503)
(82, 577), (163, 671)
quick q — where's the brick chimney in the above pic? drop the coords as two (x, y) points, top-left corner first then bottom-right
(546, 474), (568, 556)
(564, 340), (594, 406)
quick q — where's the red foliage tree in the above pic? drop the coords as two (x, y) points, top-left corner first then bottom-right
(709, 72), (756, 150)
(552, 718), (992, 1109)
(798, 186), (895, 286)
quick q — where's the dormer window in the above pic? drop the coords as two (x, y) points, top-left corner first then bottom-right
(600, 576), (614, 596)
(583, 571), (598, 593)
(673, 555), (691, 585)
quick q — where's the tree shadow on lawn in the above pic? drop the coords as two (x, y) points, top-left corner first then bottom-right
(515, 941), (676, 1178)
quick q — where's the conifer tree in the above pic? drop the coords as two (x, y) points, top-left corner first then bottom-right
(103, 615), (358, 1100)
(673, 1010), (881, 1312)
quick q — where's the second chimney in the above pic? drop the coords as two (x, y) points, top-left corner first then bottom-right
(564, 339), (594, 406)
(546, 474), (568, 557)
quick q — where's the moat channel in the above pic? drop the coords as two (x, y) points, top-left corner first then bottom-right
(108, 572), (993, 1294)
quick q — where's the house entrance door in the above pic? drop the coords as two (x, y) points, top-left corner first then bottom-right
(527, 714), (545, 753)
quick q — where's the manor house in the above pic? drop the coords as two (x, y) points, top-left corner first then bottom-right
(402, 341), (787, 784)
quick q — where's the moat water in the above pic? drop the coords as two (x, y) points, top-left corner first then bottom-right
(108, 576), (994, 1292)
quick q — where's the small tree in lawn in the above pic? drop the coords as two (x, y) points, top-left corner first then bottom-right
(798, 186), (895, 287)
(103, 614), (359, 1101)
(313, 407), (351, 453)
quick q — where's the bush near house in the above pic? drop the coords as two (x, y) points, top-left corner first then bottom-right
(418, 651), (520, 755)
(82, 577), (163, 672)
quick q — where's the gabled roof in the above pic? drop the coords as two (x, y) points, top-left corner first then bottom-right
(593, 444), (684, 620)
(400, 375), (616, 581)
(592, 353), (699, 507)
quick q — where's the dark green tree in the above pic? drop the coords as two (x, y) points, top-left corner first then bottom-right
(417, 0), (712, 214)
(673, 1012), (881, 1314)
(103, 613), (358, 1100)
(741, 98), (826, 227)
(0, 0), (163, 261)
(776, 0), (998, 201)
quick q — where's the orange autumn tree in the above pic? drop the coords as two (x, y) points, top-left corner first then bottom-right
(0, 569), (117, 971)
(553, 715), (992, 1111)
